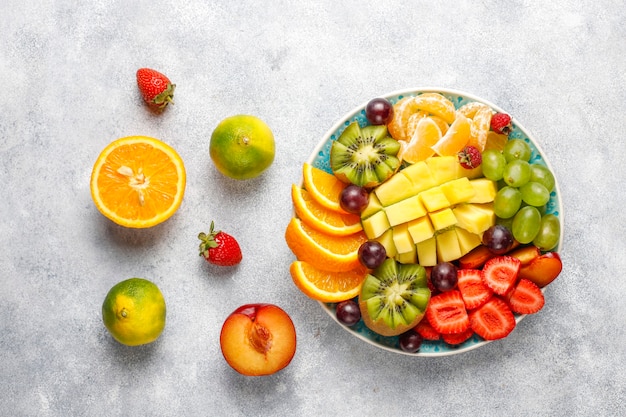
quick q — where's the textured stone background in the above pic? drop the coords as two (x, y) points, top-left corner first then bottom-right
(1, 1), (624, 416)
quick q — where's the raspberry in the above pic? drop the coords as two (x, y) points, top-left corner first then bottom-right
(458, 146), (482, 169)
(491, 113), (512, 135)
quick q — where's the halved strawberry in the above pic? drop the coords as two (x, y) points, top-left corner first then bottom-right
(457, 268), (493, 310)
(442, 328), (474, 346)
(481, 256), (521, 295)
(425, 290), (469, 335)
(508, 279), (545, 314)
(414, 318), (440, 341)
(469, 297), (516, 340)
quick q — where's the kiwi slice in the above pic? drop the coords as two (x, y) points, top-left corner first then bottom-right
(330, 122), (401, 188)
(358, 258), (431, 337)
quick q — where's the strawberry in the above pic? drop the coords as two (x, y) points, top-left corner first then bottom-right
(442, 328), (474, 346)
(456, 268), (493, 310)
(490, 113), (512, 135)
(425, 290), (469, 335)
(481, 256), (521, 295)
(198, 221), (242, 266)
(469, 297), (516, 340)
(136, 68), (176, 111)
(508, 279), (545, 314)
(457, 145), (482, 169)
(414, 318), (440, 341)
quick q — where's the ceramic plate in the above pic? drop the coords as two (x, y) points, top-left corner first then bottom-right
(306, 88), (563, 356)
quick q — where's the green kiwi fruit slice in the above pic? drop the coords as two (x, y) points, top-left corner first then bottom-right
(330, 121), (401, 188)
(359, 258), (431, 337)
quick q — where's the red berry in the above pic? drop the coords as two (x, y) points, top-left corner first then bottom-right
(491, 113), (512, 135)
(442, 328), (474, 346)
(481, 256), (521, 295)
(198, 221), (243, 266)
(136, 68), (176, 111)
(456, 268), (493, 310)
(414, 319), (440, 341)
(457, 146), (482, 170)
(425, 290), (470, 335)
(469, 297), (516, 340)
(508, 278), (545, 314)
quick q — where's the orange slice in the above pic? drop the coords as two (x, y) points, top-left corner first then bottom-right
(467, 106), (493, 151)
(484, 131), (509, 152)
(302, 163), (346, 213)
(430, 113), (471, 156)
(413, 93), (457, 124)
(399, 117), (443, 163)
(291, 185), (362, 236)
(290, 261), (368, 302)
(90, 136), (186, 228)
(285, 217), (367, 272)
(387, 97), (421, 141)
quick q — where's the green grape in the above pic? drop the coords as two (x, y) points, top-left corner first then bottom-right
(496, 216), (514, 231)
(503, 139), (532, 162)
(529, 164), (555, 192)
(494, 186), (522, 219)
(481, 149), (507, 181)
(533, 214), (560, 251)
(503, 159), (531, 187)
(519, 181), (550, 207)
(511, 206), (541, 244)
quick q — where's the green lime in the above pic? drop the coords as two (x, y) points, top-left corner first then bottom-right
(102, 278), (166, 346)
(209, 115), (275, 180)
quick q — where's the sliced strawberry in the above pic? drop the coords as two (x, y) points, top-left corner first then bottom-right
(425, 290), (469, 335)
(442, 328), (474, 346)
(457, 268), (493, 310)
(508, 279), (545, 314)
(469, 297), (516, 340)
(414, 318), (440, 341)
(481, 256), (521, 295)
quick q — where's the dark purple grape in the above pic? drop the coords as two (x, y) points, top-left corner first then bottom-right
(339, 184), (369, 214)
(482, 224), (515, 255)
(358, 241), (387, 269)
(399, 329), (423, 353)
(335, 300), (361, 326)
(365, 98), (394, 125)
(430, 262), (458, 291)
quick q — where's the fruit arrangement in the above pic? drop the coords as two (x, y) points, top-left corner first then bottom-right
(285, 89), (563, 356)
(96, 69), (297, 376)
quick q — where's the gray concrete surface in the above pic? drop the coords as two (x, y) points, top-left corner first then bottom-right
(1, 0), (625, 416)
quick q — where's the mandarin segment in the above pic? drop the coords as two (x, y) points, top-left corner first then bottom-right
(285, 217), (366, 272)
(430, 113), (471, 156)
(399, 117), (442, 164)
(291, 185), (362, 236)
(387, 97), (421, 141)
(413, 93), (456, 124)
(467, 106), (493, 151)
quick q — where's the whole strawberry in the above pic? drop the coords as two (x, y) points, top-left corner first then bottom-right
(136, 68), (176, 111)
(458, 145), (482, 169)
(490, 113), (512, 135)
(198, 221), (242, 266)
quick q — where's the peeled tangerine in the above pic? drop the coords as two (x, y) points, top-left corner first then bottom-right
(358, 259), (431, 336)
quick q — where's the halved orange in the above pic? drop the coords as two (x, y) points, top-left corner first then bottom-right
(285, 217), (367, 272)
(290, 260), (368, 302)
(302, 163), (347, 213)
(291, 185), (362, 236)
(90, 136), (186, 228)
(430, 113), (471, 156)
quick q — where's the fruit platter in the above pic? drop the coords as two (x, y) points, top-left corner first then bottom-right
(285, 88), (563, 356)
